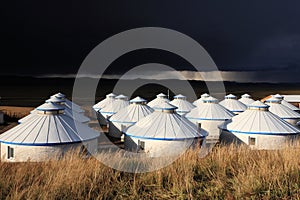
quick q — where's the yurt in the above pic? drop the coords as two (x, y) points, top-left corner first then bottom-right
(219, 101), (300, 150)
(219, 94), (247, 114)
(265, 97), (300, 125)
(108, 96), (154, 139)
(147, 93), (170, 108)
(238, 94), (255, 106)
(93, 93), (117, 125)
(93, 93), (117, 112)
(186, 97), (234, 141)
(273, 94), (300, 112)
(99, 94), (129, 126)
(193, 93), (210, 106)
(124, 102), (207, 157)
(19, 96), (90, 124)
(51, 92), (84, 113)
(0, 102), (99, 162)
(169, 94), (195, 116)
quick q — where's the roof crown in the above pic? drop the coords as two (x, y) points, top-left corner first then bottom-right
(130, 96), (147, 103)
(225, 94), (237, 99)
(241, 94), (251, 98)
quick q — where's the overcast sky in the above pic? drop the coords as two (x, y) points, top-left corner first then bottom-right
(1, 1), (300, 82)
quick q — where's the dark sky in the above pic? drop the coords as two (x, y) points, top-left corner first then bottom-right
(1, 0), (300, 77)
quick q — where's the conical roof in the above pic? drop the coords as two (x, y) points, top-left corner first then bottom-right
(152, 102), (177, 111)
(52, 92), (66, 99)
(46, 96), (66, 103)
(193, 93), (210, 106)
(109, 97), (154, 124)
(272, 94), (300, 111)
(219, 101), (300, 135)
(170, 94), (195, 114)
(186, 97), (234, 120)
(147, 93), (170, 108)
(36, 102), (65, 111)
(0, 107), (99, 145)
(265, 97), (300, 119)
(125, 103), (207, 140)
(130, 96), (147, 103)
(50, 93), (84, 113)
(100, 96), (129, 115)
(239, 94), (255, 105)
(219, 94), (247, 113)
(281, 100), (300, 111)
(93, 93), (117, 111)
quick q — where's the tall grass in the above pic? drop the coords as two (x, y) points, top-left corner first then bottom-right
(1, 144), (300, 199)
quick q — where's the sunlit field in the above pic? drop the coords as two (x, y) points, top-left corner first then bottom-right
(1, 144), (300, 199)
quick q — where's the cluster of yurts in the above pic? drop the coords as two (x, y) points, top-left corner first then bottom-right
(0, 92), (300, 162)
(93, 92), (300, 153)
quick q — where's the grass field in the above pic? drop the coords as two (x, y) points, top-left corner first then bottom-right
(1, 144), (300, 199)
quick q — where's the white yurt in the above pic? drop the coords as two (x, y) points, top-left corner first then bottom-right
(19, 96), (90, 124)
(0, 102), (99, 162)
(219, 94), (247, 114)
(186, 97), (234, 141)
(51, 92), (84, 113)
(273, 94), (300, 112)
(93, 93), (117, 112)
(219, 101), (300, 150)
(193, 93), (210, 106)
(265, 97), (300, 125)
(147, 93), (170, 108)
(169, 94), (195, 116)
(108, 96), (154, 139)
(99, 94), (129, 126)
(124, 102), (207, 157)
(238, 94), (255, 106)
(93, 93), (117, 125)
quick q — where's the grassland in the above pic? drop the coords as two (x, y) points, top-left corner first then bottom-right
(1, 144), (300, 199)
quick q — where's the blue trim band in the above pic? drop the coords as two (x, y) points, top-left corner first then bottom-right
(125, 133), (205, 141)
(0, 140), (97, 146)
(109, 120), (135, 124)
(187, 117), (229, 121)
(221, 129), (300, 136)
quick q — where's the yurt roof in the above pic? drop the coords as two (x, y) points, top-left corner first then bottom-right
(157, 93), (167, 98)
(193, 93), (210, 106)
(241, 94), (251, 98)
(152, 102), (177, 110)
(46, 96), (66, 103)
(64, 98), (84, 113)
(265, 98), (300, 119)
(52, 92), (66, 99)
(115, 94), (128, 100)
(125, 105), (207, 140)
(109, 100), (154, 124)
(93, 93), (117, 111)
(281, 100), (300, 111)
(273, 94), (284, 100)
(225, 94), (237, 99)
(100, 97), (129, 114)
(130, 96), (147, 103)
(169, 96), (195, 113)
(174, 94), (186, 99)
(219, 101), (300, 135)
(0, 111), (99, 146)
(239, 94), (255, 105)
(147, 94), (170, 108)
(219, 95), (247, 112)
(36, 102), (65, 111)
(19, 106), (90, 124)
(186, 97), (234, 120)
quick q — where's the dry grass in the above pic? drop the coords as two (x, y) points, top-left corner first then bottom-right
(1, 145), (300, 199)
